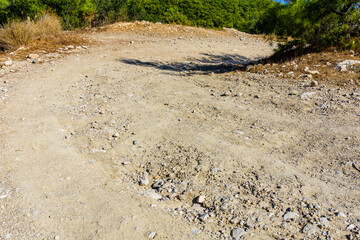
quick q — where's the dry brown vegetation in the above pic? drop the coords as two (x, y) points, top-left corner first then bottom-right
(0, 13), (62, 51)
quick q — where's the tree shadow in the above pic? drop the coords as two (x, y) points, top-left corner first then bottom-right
(119, 53), (256, 75)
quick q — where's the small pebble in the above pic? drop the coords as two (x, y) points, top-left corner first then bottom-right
(148, 232), (156, 239)
(195, 195), (206, 204)
(231, 228), (245, 239)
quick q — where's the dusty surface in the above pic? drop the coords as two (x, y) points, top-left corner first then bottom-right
(0, 22), (359, 240)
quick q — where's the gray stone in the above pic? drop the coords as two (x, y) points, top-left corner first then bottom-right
(221, 90), (232, 97)
(4, 59), (13, 67)
(151, 180), (164, 189)
(142, 189), (162, 200)
(310, 80), (318, 87)
(299, 92), (317, 100)
(283, 212), (299, 221)
(139, 178), (149, 186)
(27, 54), (39, 60)
(195, 195), (206, 204)
(148, 232), (156, 239)
(288, 90), (299, 96)
(319, 217), (330, 226)
(335, 211), (347, 218)
(231, 228), (245, 239)
(302, 223), (317, 235)
(335, 60), (360, 72)
(0, 87), (8, 93)
(346, 224), (355, 230)
(198, 213), (209, 222)
(191, 229), (201, 235)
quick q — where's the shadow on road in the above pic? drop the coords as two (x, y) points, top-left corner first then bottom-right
(119, 53), (254, 75)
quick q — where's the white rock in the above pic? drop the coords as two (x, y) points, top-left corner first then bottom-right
(347, 224), (355, 230)
(302, 223), (317, 235)
(319, 217), (330, 226)
(27, 54), (39, 60)
(191, 229), (201, 235)
(0, 87), (8, 93)
(0, 194), (8, 199)
(310, 80), (318, 87)
(334, 60), (360, 72)
(304, 67), (319, 75)
(283, 212), (299, 221)
(139, 178), (149, 186)
(4, 59), (13, 66)
(142, 189), (162, 200)
(148, 232), (156, 239)
(231, 228), (245, 239)
(195, 195), (206, 203)
(299, 92), (317, 100)
(336, 211), (347, 218)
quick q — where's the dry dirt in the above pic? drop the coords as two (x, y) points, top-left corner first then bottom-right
(0, 22), (359, 240)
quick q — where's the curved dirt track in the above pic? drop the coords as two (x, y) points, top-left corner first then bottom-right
(1, 23), (359, 239)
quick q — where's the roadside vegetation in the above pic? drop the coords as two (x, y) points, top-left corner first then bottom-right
(0, 13), (61, 50)
(0, 0), (359, 53)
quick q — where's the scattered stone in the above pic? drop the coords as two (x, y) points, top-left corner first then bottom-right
(231, 228), (245, 239)
(198, 213), (209, 222)
(299, 92), (317, 100)
(302, 223), (317, 235)
(304, 67), (320, 75)
(32, 59), (39, 64)
(0, 87), (8, 93)
(0, 194), (9, 199)
(346, 224), (355, 230)
(288, 90), (299, 95)
(67, 45), (75, 49)
(4, 59), (13, 67)
(310, 80), (318, 87)
(139, 178), (149, 186)
(283, 212), (299, 221)
(319, 217), (330, 226)
(336, 211), (347, 218)
(191, 229), (201, 235)
(82, 46), (88, 49)
(148, 232), (156, 239)
(142, 189), (162, 200)
(221, 90), (232, 97)
(133, 140), (139, 145)
(27, 54), (39, 60)
(151, 180), (164, 189)
(334, 60), (360, 72)
(195, 195), (206, 204)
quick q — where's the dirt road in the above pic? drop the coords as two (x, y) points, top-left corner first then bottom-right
(1, 22), (359, 239)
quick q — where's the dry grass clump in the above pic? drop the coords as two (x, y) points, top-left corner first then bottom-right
(0, 13), (62, 51)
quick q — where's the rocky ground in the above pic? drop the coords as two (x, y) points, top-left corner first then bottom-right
(0, 22), (359, 240)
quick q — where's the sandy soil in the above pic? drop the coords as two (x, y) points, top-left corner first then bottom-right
(0, 22), (359, 240)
